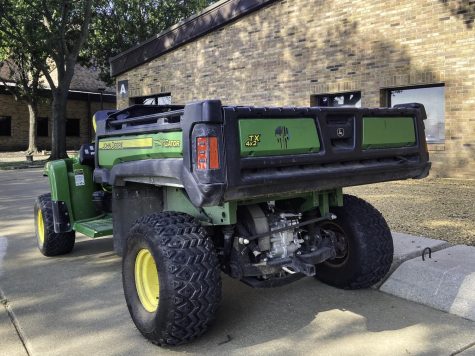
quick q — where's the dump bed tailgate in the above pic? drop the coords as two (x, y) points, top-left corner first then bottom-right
(217, 104), (429, 201)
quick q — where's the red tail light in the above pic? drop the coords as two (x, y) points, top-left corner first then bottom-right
(196, 136), (220, 170)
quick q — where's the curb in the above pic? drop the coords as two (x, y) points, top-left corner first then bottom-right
(373, 232), (451, 289)
(379, 232), (475, 322)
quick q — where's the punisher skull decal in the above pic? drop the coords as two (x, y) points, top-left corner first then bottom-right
(275, 126), (290, 149)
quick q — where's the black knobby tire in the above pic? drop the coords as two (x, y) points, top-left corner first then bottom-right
(122, 211), (222, 346)
(34, 193), (75, 256)
(315, 194), (393, 289)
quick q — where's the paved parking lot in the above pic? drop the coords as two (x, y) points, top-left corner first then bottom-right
(1, 169), (474, 356)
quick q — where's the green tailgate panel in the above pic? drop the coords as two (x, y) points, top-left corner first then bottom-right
(239, 118), (320, 157)
(362, 117), (416, 149)
(98, 132), (183, 168)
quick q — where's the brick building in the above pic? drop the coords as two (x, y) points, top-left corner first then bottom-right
(111, 0), (475, 178)
(0, 65), (116, 151)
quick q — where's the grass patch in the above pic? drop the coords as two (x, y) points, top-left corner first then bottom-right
(0, 160), (46, 170)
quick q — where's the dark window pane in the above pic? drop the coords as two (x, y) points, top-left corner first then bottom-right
(315, 92), (361, 108)
(0, 116), (11, 136)
(389, 85), (445, 143)
(66, 119), (80, 137)
(317, 96), (330, 107)
(37, 117), (48, 137)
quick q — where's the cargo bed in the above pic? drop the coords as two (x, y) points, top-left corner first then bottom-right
(93, 100), (430, 207)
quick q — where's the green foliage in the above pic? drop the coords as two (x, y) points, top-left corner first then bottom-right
(82, 0), (216, 84)
(0, 1), (47, 96)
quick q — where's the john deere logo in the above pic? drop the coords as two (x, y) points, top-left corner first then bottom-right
(337, 128), (345, 138)
(275, 126), (290, 149)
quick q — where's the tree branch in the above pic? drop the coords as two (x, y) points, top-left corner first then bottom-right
(41, 0), (54, 26)
(38, 61), (56, 92)
(59, 0), (69, 57)
(71, 0), (93, 58)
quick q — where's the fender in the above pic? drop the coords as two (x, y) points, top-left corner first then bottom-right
(45, 159), (99, 232)
(45, 160), (73, 233)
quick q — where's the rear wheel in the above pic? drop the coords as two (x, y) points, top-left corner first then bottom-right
(34, 193), (75, 256)
(122, 212), (222, 346)
(315, 194), (393, 289)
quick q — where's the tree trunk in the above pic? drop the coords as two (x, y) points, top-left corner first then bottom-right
(26, 101), (39, 155)
(49, 89), (68, 160)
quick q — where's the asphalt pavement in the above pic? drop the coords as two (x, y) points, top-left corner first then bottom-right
(0, 169), (474, 356)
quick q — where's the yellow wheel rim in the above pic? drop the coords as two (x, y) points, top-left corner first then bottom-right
(135, 249), (159, 312)
(37, 209), (45, 245)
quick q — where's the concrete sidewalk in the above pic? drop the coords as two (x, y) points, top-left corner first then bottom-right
(1, 169), (474, 356)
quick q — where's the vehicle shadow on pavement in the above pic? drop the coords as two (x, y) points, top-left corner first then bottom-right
(67, 237), (115, 258)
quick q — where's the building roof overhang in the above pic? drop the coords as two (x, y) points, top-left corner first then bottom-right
(109, 0), (278, 77)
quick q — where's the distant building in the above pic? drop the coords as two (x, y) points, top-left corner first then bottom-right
(111, 0), (475, 178)
(0, 64), (116, 151)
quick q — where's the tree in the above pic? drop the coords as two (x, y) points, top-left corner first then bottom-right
(0, 51), (46, 154)
(0, 0), (94, 159)
(0, 0), (215, 158)
(82, 0), (216, 84)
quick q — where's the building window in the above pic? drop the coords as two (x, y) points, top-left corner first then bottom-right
(66, 119), (80, 137)
(387, 85), (445, 143)
(135, 94), (172, 105)
(0, 116), (11, 136)
(37, 117), (48, 137)
(313, 92), (362, 108)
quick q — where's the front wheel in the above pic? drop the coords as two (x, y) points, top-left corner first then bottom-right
(315, 194), (393, 289)
(34, 193), (75, 256)
(122, 212), (222, 346)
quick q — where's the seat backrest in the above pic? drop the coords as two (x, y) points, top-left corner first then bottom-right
(78, 143), (95, 166)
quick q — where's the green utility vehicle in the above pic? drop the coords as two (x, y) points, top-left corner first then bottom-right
(34, 100), (430, 346)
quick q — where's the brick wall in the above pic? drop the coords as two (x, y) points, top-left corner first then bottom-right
(116, 0), (475, 178)
(0, 94), (115, 151)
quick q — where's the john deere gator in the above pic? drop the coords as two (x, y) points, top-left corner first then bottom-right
(34, 100), (430, 346)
